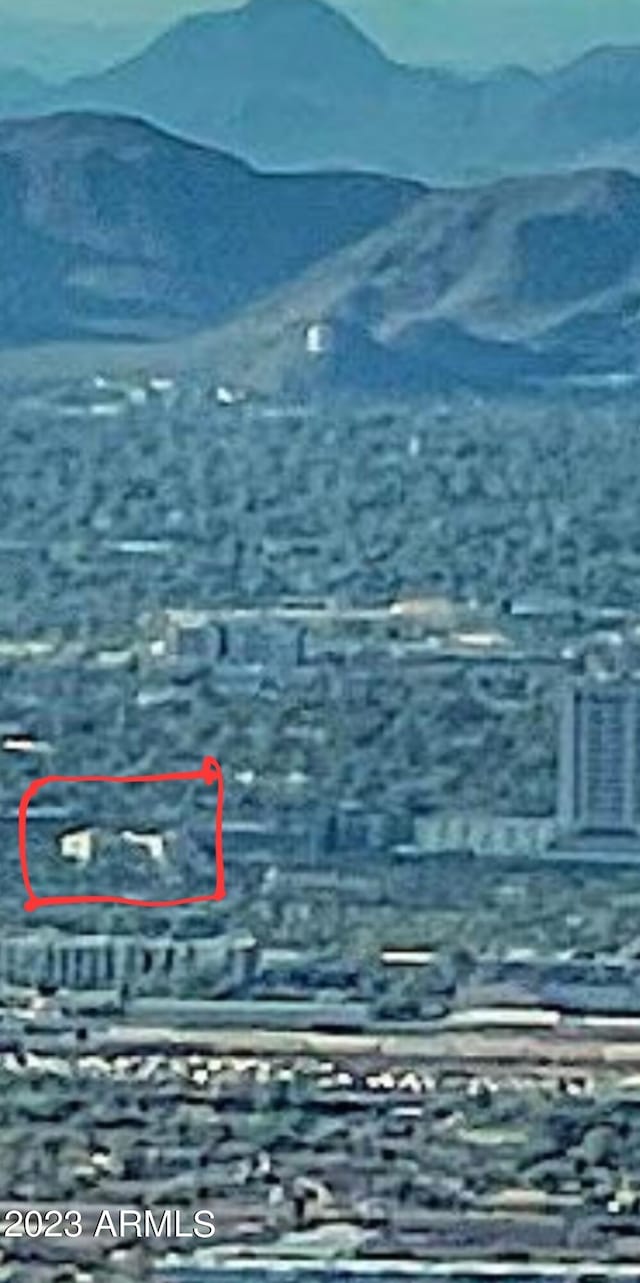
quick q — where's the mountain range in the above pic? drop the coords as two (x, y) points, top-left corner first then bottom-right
(10, 0), (640, 187)
(0, 66), (48, 119)
(0, 112), (420, 343)
(204, 166), (640, 393)
(1, 111), (639, 393)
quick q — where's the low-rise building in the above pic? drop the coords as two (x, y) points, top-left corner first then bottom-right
(414, 814), (558, 859)
(0, 931), (257, 994)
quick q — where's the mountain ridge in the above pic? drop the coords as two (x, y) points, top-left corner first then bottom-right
(0, 110), (421, 343)
(0, 111), (636, 394)
(8, 1), (635, 186)
(196, 164), (640, 394)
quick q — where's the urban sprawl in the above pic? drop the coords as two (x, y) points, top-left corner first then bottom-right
(2, 375), (640, 1277)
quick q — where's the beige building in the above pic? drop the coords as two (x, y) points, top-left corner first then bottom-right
(414, 813), (558, 859)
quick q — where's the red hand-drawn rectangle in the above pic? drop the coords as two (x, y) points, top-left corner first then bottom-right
(18, 756), (225, 913)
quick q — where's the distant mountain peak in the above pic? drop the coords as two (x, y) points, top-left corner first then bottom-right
(171, 0), (382, 55)
(235, 0), (367, 29)
(242, 0), (339, 17)
(30, 7), (640, 188)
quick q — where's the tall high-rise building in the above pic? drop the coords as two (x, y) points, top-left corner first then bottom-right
(558, 679), (640, 837)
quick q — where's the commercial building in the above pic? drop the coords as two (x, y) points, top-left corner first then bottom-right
(414, 813), (557, 859)
(558, 678), (640, 838)
(0, 931), (257, 993)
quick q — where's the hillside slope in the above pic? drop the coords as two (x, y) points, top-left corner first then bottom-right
(3, 111), (640, 392)
(201, 167), (640, 391)
(0, 111), (420, 342)
(0, 66), (48, 118)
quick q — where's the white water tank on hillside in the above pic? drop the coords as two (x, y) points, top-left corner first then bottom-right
(305, 322), (333, 356)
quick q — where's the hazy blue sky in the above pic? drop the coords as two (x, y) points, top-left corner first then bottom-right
(5, 0), (640, 70)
